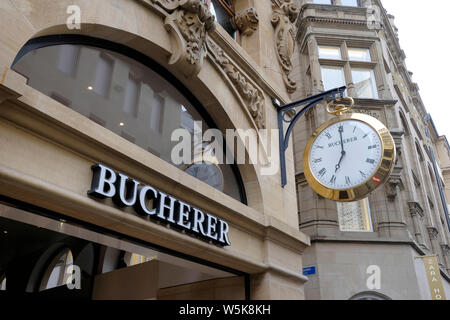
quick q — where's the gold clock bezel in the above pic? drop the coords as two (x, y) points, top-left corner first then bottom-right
(303, 113), (396, 202)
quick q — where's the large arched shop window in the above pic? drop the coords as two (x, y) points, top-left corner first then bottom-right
(12, 36), (246, 204)
(39, 248), (74, 291)
(349, 291), (391, 300)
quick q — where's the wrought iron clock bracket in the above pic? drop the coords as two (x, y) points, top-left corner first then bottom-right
(272, 86), (347, 187)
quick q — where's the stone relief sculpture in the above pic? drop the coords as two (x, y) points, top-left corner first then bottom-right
(207, 38), (265, 129)
(149, 0), (265, 129)
(152, 0), (215, 77)
(235, 8), (259, 36)
(271, 0), (299, 94)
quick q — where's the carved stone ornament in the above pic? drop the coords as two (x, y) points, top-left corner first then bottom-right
(441, 244), (450, 256)
(207, 38), (265, 129)
(271, 0), (300, 94)
(408, 201), (424, 218)
(153, 0), (216, 77)
(235, 8), (259, 36)
(386, 177), (402, 201)
(427, 226), (439, 240)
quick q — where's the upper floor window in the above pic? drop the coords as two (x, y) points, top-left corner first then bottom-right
(318, 46), (342, 60)
(337, 198), (373, 232)
(203, 0), (237, 39)
(313, 0), (332, 4)
(340, 0), (360, 7)
(12, 37), (246, 203)
(318, 42), (379, 99)
(352, 68), (378, 99)
(313, 0), (360, 6)
(321, 65), (345, 91)
(348, 48), (371, 62)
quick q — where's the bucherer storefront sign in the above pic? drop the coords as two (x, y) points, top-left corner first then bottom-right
(87, 163), (231, 246)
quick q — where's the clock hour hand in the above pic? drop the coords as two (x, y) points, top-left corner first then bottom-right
(335, 150), (346, 172)
(335, 126), (345, 172)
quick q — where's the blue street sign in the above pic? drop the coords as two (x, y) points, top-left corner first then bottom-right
(303, 266), (316, 276)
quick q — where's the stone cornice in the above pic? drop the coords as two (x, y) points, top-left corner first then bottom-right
(353, 98), (397, 108)
(296, 3), (371, 41)
(299, 3), (368, 15)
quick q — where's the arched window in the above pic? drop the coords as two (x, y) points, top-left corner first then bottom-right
(0, 274), (6, 291)
(350, 291), (391, 300)
(399, 111), (410, 136)
(203, 0), (237, 39)
(428, 164), (436, 183)
(415, 141), (424, 162)
(39, 248), (73, 291)
(12, 36), (246, 203)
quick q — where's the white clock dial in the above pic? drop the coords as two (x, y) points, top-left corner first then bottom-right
(309, 120), (382, 190)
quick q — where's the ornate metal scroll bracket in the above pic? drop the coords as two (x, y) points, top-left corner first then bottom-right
(273, 86), (347, 187)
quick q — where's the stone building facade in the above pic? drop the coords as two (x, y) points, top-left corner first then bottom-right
(0, 0), (311, 300)
(1, 0), (449, 301)
(292, 0), (450, 299)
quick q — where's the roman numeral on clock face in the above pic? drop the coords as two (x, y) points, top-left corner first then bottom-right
(366, 158), (375, 164)
(330, 175), (336, 185)
(325, 132), (332, 139)
(319, 168), (327, 177)
(313, 158), (322, 164)
(345, 176), (351, 185)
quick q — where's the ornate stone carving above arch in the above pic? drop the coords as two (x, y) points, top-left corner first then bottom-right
(235, 8), (259, 37)
(206, 38), (265, 130)
(152, 0), (216, 77)
(271, 0), (299, 94)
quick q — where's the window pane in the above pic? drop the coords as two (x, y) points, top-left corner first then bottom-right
(341, 0), (360, 6)
(123, 74), (140, 117)
(209, 0), (236, 39)
(318, 46), (342, 60)
(348, 48), (371, 62)
(352, 68), (378, 98)
(94, 54), (113, 97)
(337, 198), (373, 232)
(321, 66), (345, 91)
(57, 45), (80, 77)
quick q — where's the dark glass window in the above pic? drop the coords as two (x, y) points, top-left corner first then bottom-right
(12, 38), (246, 203)
(203, 0), (237, 39)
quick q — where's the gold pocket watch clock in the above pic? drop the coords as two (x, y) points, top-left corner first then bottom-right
(303, 98), (395, 202)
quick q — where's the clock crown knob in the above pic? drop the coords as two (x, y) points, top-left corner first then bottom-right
(327, 97), (355, 116)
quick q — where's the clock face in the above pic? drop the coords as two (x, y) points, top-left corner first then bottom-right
(185, 161), (224, 191)
(309, 119), (383, 190)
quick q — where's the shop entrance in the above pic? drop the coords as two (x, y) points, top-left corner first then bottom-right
(0, 200), (246, 300)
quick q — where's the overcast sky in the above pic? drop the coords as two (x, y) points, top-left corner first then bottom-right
(382, 0), (450, 138)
